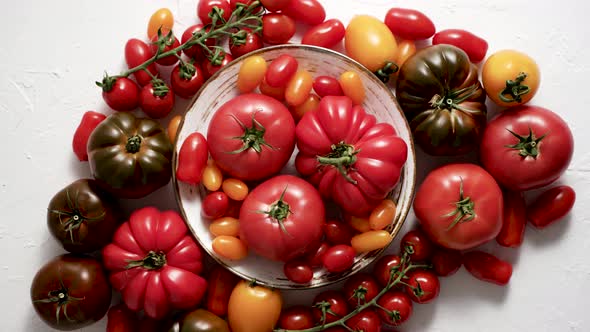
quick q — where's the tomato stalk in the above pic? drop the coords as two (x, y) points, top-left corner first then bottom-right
(228, 113), (276, 153)
(126, 251), (167, 270)
(429, 84), (479, 113)
(48, 188), (105, 243)
(443, 179), (476, 230)
(316, 142), (359, 184)
(499, 72), (530, 103)
(374, 61), (399, 83)
(125, 135), (142, 153)
(260, 186), (293, 236)
(505, 127), (546, 158)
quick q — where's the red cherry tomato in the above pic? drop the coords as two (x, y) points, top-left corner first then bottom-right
(433, 29), (488, 63)
(150, 31), (180, 66)
(312, 290), (350, 324)
(197, 0), (231, 26)
(322, 244), (356, 273)
(229, 29), (264, 58)
(230, 0), (255, 9)
(373, 254), (402, 287)
(99, 77), (140, 112)
(202, 191), (230, 219)
(346, 309), (381, 332)
(260, 0), (290, 12)
(313, 75), (343, 97)
(528, 186), (576, 229)
(343, 273), (380, 308)
(266, 54), (299, 87)
(305, 242), (330, 268)
(302, 19), (345, 49)
(384, 8), (436, 40)
(282, 0), (326, 26)
(176, 132), (208, 185)
(323, 219), (354, 245)
(139, 81), (175, 119)
(72, 111), (106, 161)
(377, 291), (413, 326)
(463, 250), (512, 285)
(400, 229), (434, 261)
(205, 265), (240, 317)
(182, 24), (214, 61)
(279, 306), (314, 330)
(262, 14), (296, 44)
(431, 248), (462, 277)
(204, 53), (234, 79)
(496, 190), (527, 247)
(283, 259), (313, 284)
(404, 269), (440, 303)
(125, 39), (158, 86)
(170, 62), (206, 99)
(106, 303), (137, 332)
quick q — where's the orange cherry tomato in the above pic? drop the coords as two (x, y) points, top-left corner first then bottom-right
(339, 71), (365, 105)
(285, 70), (313, 107)
(347, 215), (371, 233)
(147, 8), (174, 39)
(351, 230), (393, 253)
(237, 56), (268, 93)
(369, 200), (397, 230)
(259, 76), (286, 101)
(203, 160), (223, 191)
(210, 217), (241, 237)
(212, 236), (248, 261)
(290, 93), (320, 122)
(222, 178), (249, 201)
(228, 281), (283, 332)
(167, 114), (182, 143)
(395, 39), (416, 68)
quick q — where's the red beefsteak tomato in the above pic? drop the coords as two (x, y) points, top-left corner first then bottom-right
(295, 96), (408, 216)
(413, 164), (503, 250)
(102, 207), (207, 319)
(239, 175), (325, 262)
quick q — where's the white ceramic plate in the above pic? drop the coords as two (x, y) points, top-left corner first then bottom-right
(173, 44), (416, 289)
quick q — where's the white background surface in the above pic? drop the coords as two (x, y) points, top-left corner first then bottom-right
(1, 0), (590, 331)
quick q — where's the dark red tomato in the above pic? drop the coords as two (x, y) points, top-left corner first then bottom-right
(431, 248), (462, 277)
(125, 39), (158, 86)
(204, 53), (234, 79)
(528, 186), (575, 229)
(346, 309), (381, 332)
(262, 14), (296, 45)
(312, 290), (350, 325)
(139, 81), (175, 119)
(260, 0), (291, 12)
(376, 291), (413, 326)
(404, 269), (440, 303)
(323, 219), (355, 245)
(302, 19), (345, 48)
(176, 132), (208, 185)
(496, 190), (527, 247)
(313, 75), (343, 97)
(98, 76), (140, 112)
(343, 273), (380, 308)
(373, 254), (402, 287)
(205, 265), (240, 317)
(279, 306), (314, 330)
(384, 8), (436, 40)
(182, 24), (214, 61)
(73, 111), (107, 161)
(400, 229), (434, 261)
(229, 29), (263, 58)
(322, 244), (356, 273)
(198, 0), (231, 26)
(150, 31), (181, 66)
(282, 0), (326, 26)
(202, 191), (230, 219)
(230, 0), (255, 9)
(283, 259), (313, 284)
(170, 62), (206, 99)
(106, 303), (137, 332)
(433, 29), (488, 63)
(305, 242), (330, 267)
(266, 54), (299, 87)
(463, 250), (512, 285)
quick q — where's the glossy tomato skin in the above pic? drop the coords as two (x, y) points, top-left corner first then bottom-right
(324, 219), (355, 245)
(384, 8), (435, 40)
(198, 0), (231, 25)
(404, 269), (440, 303)
(230, 0), (255, 9)
(30, 254), (112, 330)
(373, 254), (402, 287)
(229, 29), (263, 58)
(147, 8), (174, 39)
(283, 259), (313, 284)
(266, 54), (298, 87)
(150, 32), (181, 66)
(282, 0), (326, 26)
(346, 309), (382, 332)
(312, 290), (350, 324)
(101, 77), (140, 112)
(302, 19), (345, 48)
(279, 306), (314, 330)
(139, 82), (175, 119)
(262, 14), (296, 44)
(463, 251), (512, 285)
(313, 75), (343, 97)
(343, 273), (380, 308)
(73, 111), (107, 161)
(345, 15), (398, 73)
(377, 291), (413, 326)
(176, 132), (208, 185)
(202, 192), (230, 219)
(433, 29), (488, 63)
(106, 303), (137, 332)
(260, 0), (290, 12)
(431, 248), (462, 277)
(400, 229), (434, 261)
(208, 94), (295, 181)
(228, 281), (282, 332)
(166, 309), (229, 332)
(322, 244), (356, 273)
(305, 242), (330, 267)
(480, 105), (574, 191)
(528, 186), (575, 228)
(125, 39), (158, 86)
(182, 24), (213, 61)
(205, 265), (240, 317)
(171, 62), (206, 99)
(240, 175), (325, 261)
(496, 190), (527, 247)
(204, 53), (234, 79)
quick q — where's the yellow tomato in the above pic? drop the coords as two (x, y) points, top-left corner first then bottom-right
(347, 215), (371, 233)
(222, 178), (249, 201)
(147, 8), (174, 39)
(345, 15), (398, 73)
(482, 49), (540, 108)
(210, 217), (240, 237)
(285, 70), (313, 107)
(237, 56), (268, 93)
(351, 230), (393, 253)
(339, 71), (365, 105)
(369, 199), (396, 230)
(291, 93), (320, 122)
(212, 236), (248, 261)
(228, 281), (283, 332)
(202, 160), (223, 191)
(395, 39), (416, 68)
(167, 114), (182, 143)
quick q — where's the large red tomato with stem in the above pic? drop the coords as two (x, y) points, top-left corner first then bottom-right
(239, 175), (325, 262)
(413, 163), (503, 250)
(480, 105), (574, 191)
(207, 93), (296, 181)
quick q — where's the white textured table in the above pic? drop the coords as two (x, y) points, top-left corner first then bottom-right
(2, 0), (589, 331)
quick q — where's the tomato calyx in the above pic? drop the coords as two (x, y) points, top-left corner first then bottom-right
(152, 28), (176, 54)
(48, 188), (105, 243)
(96, 72), (119, 92)
(125, 135), (143, 153)
(260, 186), (293, 236)
(32, 278), (85, 324)
(374, 303), (402, 324)
(126, 250), (167, 270)
(374, 61), (399, 83)
(351, 286), (369, 307)
(179, 61), (197, 80)
(443, 179), (476, 230)
(499, 72), (530, 103)
(313, 301), (339, 326)
(150, 78), (170, 97)
(228, 112), (276, 154)
(316, 142), (359, 184)
(505, 127), (547, 158)
(430, 84), (479, 112)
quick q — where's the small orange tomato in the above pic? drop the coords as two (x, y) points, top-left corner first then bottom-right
(222, 178), (249, 201)
(345, 15), (397, 72)
(259, 76), (285, 101)
(228, 281), (282, 332)
(212, 236), (248, 261)
(347, 215), (371, 233)
(290, 93), (320, 122)
(203, 160), (223, 191)
(210, 217), (240, 237)
(339, 71), (365, 105)
(237, 56), (267, 93)
(351, 230), (393, 253)
(147, 8), (174, 39)
(285, 70), (313, 107)
(167, 114), (182, 143)
(395, 39), (416, 68)
(369, 200), (397, 230)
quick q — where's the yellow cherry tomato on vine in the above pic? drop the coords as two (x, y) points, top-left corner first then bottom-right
(369, 199), (397, 230)
(395, 39), (417, 69)
(222, 178), (249, 201)
(210, 217), (241, 237)
(351, 230), (393, 253)
(203, 160), (223, 192)
(482, 49), (540, 108)
(212, 236), (248, 261)
(285, 70), (313, 107)
(345, 15), (398, 74)
(237, 56), (268, 93)
(339, 71), (365, 105)
(228, 280), (283, 332)
(147, 8), (174, 39)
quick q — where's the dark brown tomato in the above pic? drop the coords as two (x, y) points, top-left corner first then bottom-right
(165, 309), (230, 332)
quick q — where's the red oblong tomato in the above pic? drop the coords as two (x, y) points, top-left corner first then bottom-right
(496, 190), (527, 247)
(198, 0), (231, 26)
(204, 53), (235, 79)
(262, 14), (296, 44)
(73, 111), (106, 161)
(528, 186), (575, 229)
(480, 105), (574, 191)
(343, 273), (380, 308)
(98, 77), (140, 112)
(139, 81), (175, 119)
(176, 132), (208, 185)
(302, 19), (345, 48)
(323, 219), (355, 245)
(384, 8), (435, 40)
(170, 62), (206, 99)
(205, 265), (240, 317)
(207, 93), (295, 181)
(125, 39), (158, 86)
(431, 248), (462, 277)
(312, 290), (350, 325)
(404, 269), (440, 303)
(202, 192), (230, 219)
(322, 244), (356, 273)
(463, 251), (512, 285)
(313, 76), (343, 97)
(414, 163), (503, 250)
(433, 29), (488, 63)
(377, 291), (413, 326)
(282, 0), (326, 26)
(229, 29), (264, 58)
(346, 309), (381, 332)
(279, 306), (314, 330)
(283, 259), (313, 284)
(266, 54), (299, 87)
